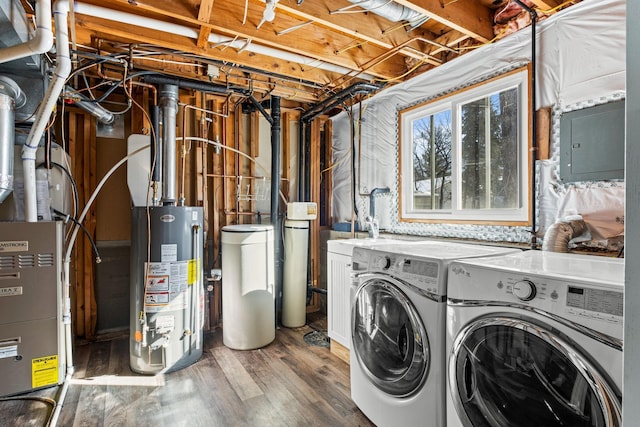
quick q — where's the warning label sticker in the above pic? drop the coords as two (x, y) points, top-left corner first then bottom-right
(32, 355), (58, 388)
(144, 260), (198, 313)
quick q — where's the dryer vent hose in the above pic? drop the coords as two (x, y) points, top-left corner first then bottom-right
(542, 215), (587, 253)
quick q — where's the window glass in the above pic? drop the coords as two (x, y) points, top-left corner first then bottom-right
(460, 88), (519, 210)
(399, 67), (529, 223)
(412, 109), (452, 210)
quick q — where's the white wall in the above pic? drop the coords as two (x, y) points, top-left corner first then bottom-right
(624, 0), (639, 423)
(331, 0), (625, 245)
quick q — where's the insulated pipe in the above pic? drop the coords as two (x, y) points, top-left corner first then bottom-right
(300, 82), (382, 123)
(270, 96), (283, 324)
(0, 0), (54, 64)
(22, 0), (71, 222)
(0, 76), (25, 204)
(143, 74), (232, 95)
(73, 2), (374, 80)
(542, 216), (587, 253)
(160, 84), (179, 205)
(149, 104), (160, 182)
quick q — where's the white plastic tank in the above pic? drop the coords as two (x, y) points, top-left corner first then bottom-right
(221, 224), (275, 350)
(282, 219), (309, 327)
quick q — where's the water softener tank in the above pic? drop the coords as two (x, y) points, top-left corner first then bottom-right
(221, 224), (275, 350)
(130, 206), (204, 374)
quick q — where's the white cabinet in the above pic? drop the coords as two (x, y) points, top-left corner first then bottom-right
(327, 244), (353, 350)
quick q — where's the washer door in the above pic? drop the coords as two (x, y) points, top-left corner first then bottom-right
(449, 316), (621, 427)
(352, 277), (429, 397)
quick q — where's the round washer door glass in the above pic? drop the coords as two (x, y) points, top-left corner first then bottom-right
(450, 317), (621, 427)
(352, 278), (429, 397)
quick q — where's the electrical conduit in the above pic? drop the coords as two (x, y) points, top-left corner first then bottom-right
(22, 0), (71, 222)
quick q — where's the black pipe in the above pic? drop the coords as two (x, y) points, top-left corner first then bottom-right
(270, 96), (283, 325)
(143, 74), (234, 95)
(304, 121), (312, 202)
(297, 121), (306, 201)
(514, 0), (538, 250)
(300, 82), (382, 123)
(149, 104), (160, 182)
(247, 95), (274, 125)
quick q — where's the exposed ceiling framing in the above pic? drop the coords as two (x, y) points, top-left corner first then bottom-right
(57, 0), (579, 104)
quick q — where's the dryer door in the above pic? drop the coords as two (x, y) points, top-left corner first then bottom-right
(449, 316), (621, 427)
(352, 277), (429, 397)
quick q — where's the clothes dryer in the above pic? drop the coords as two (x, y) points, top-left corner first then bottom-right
(350, 241), (520, 427)
(446, 250), (624, 427)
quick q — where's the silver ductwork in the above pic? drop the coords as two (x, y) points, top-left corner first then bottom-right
(0, 75), (25, 203)
(348, 0), (429, 28)
(65, 86), (114, 125)
(160, 84), (179, 205)
(542, 215), (588, 253)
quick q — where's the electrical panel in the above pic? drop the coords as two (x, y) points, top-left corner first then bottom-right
(0, 221), (65, 396)
(559, 100), (625, 183)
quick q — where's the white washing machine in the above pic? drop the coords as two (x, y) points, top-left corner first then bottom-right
(350, 241), (520, 427)
(446, 250), (624, 427)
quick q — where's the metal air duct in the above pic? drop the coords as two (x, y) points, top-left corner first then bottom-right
(159, 84), (179, 205)
(348, 0), (429, 29)
(0, 75), (25, 203)
(542, 215), (587, 253)
(64, 86), (114, 125)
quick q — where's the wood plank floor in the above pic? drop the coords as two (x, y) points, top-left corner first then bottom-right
(1, 314), (375, 427)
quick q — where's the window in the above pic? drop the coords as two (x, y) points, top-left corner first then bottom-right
(399, 67), (530, 223)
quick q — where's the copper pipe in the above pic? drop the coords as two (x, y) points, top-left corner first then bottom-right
(325, 36), (454, 89)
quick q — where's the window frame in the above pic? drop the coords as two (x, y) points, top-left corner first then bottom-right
(398, 66), (531, 225)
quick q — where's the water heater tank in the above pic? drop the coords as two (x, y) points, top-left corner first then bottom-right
(129, 206), (204, 374)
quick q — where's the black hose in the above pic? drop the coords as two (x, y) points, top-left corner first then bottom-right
(36, 161), (79, 219)
(53, 209), (101, 263)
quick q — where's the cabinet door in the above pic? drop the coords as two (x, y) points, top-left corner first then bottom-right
(327, 252), (352, 348)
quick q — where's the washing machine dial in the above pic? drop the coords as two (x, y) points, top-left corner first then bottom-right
(513, 280), (537, 301)
(373, 255), (391, 270)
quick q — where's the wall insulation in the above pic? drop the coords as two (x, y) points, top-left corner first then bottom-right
(331, 0), (625, 247)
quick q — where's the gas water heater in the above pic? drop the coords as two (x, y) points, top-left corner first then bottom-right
(129, 206), (204, 374)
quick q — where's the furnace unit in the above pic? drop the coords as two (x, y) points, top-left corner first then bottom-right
(0, 221), (65, 396)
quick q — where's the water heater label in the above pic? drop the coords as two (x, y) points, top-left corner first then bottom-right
(0, 286), (22, 297)
(144, 261), (189, 313)
(161, 244), (178, 262)
(0, 241), (28, 252)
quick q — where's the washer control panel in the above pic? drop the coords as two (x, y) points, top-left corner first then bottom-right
(352, 247), (444, 295)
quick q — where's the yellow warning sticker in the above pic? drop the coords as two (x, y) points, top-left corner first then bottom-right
(187, 259), (200, 285)
(32, 355), (58, 388)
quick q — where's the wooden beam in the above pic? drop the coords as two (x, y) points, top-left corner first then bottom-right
(395, 0), (494, 43)
(74, 0), (408, 80)
(74, 17), (339, 97)
(196, 0), (215, 48)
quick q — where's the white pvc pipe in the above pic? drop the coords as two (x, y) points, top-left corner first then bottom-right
(0, 0), (54, 64)
(72, 2), (374, 80)
(22, 0), (71, 222)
